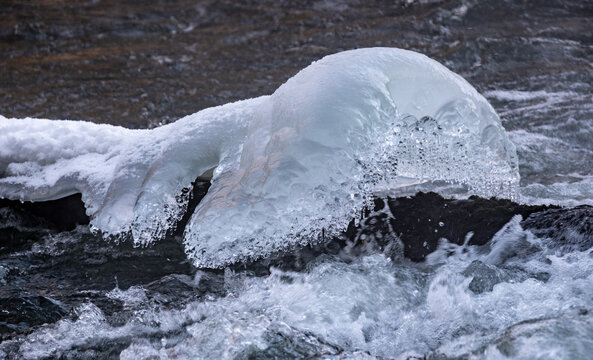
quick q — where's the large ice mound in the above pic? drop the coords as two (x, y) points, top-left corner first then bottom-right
(0, 48), (519, 267)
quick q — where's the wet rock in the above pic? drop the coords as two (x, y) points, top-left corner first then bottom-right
(144, 274), (201, 306)
(462, 260), (508, 294)
(0, 207), (52, 254)
(0, 205), (196, 340)
(0, 194), (89, 232)
(234, 323), (342, 360)
(0, 227), (39, 255)
(172, 179), (212, 237)
(0, 296), (69, 337)
(59, 337), (133, 360)
(346, 192), (553, 262)
(523, 205), (593, 254)
(462, 260), (551, 295)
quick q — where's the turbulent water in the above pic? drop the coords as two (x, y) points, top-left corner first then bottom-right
(1, 1), (593, 359)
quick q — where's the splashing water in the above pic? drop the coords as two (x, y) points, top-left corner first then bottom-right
(7, 216), (593, 360)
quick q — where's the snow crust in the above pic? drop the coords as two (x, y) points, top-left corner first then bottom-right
(0, 48), (519, 267)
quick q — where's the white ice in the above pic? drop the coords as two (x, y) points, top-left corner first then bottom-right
(0, 47), (519, 267)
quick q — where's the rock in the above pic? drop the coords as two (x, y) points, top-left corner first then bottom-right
(522, 205), (593, 254)
(234, 323), (342, 359)
(344, 192), (553, 262)
(234, 192), (556, 271)
(0, 210), (196, 339)
(0, 183), (561, 267)
(462, 260), (509, 294)
(0, 194), (89, 231)
(0, 296), (69, 337)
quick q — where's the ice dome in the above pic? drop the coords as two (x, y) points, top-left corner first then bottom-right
(0, 48), (519, 267)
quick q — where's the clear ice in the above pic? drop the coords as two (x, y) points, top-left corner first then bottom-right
(0, 48), (519, 267)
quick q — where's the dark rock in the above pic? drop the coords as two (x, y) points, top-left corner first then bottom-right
(523, 205), (593, 254)
(0, 177), (210, 242)
(0, 194), (89, 231)
(0, 189), (569, 277)
(0, 219), (196, 339)
(461, 260), (508, 294)
(233, 323), (342, 360)
(463, 260), (508, 294)
(172, 179), (211, 237)
(0, 295), (69, 337)
(461, 262), (551, 295)
(61, 336), (134, 360)
(0, 227), (40, 254)
(346, 192), (554, 262)
(144, 274), (201, 306)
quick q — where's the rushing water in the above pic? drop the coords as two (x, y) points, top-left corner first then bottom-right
(1, 1), (593, 359)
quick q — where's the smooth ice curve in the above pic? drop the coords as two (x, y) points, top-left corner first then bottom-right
(0, 48), (519, 267)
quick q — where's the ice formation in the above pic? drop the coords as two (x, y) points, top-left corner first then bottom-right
(0, 48), (519, 267)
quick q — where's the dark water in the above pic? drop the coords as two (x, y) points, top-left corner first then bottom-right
(1, 1), (593, 359)
(2, 0), (591, 128)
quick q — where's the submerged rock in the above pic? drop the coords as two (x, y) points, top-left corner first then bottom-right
(233, 323), (343, 360)
(462, 260), (509, 294)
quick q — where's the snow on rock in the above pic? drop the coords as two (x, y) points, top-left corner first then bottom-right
(0, 48), (519, 267)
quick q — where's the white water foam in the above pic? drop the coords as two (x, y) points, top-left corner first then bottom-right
(0, 48), (519, 267)
(9, 219), (593, 359)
